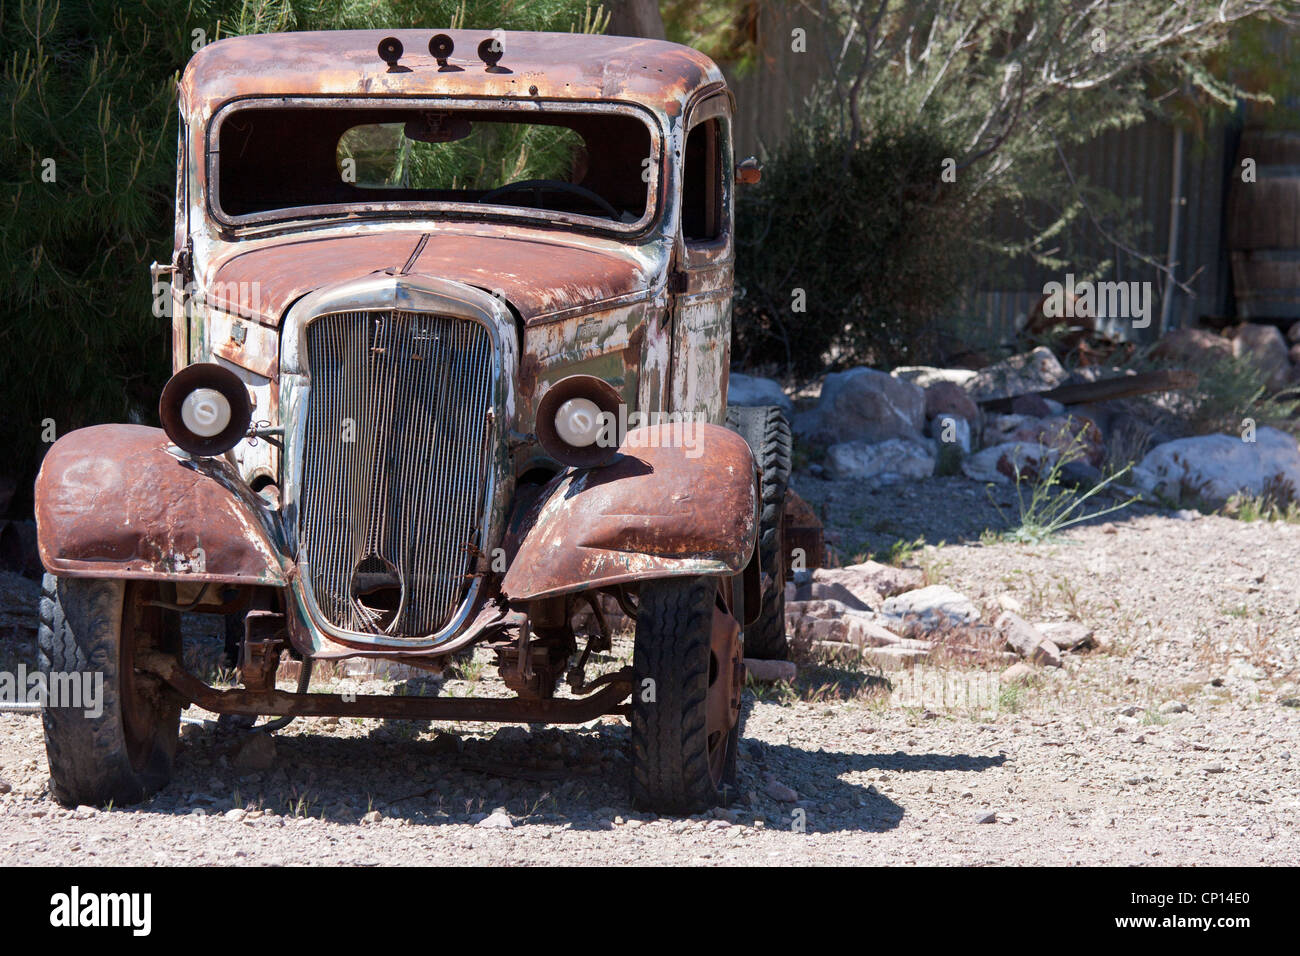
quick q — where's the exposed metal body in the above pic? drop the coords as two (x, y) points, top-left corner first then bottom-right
(34, 29), (754, 720)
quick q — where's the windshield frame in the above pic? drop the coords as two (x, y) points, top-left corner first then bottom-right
(205, 95), (666, 239)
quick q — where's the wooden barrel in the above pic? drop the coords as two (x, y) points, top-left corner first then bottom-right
(1227, 129), (1300, 320)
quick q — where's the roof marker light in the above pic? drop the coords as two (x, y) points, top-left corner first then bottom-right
(378, 37), (408, 73)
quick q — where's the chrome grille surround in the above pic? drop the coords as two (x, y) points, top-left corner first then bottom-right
(279, 275), (517, 650)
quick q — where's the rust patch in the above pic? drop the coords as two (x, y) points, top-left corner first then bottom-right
(140, 649), (631, 722)
(209, 229), (652, 326)
(180, 30), (722, 119)
(501, 423), (757, 602)
(34, 424), (287, 586)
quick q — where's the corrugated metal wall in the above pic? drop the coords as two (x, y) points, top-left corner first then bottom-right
(722, 2), (828, 158)
(972, 121), (1235, 343)
(721, 3), (1238, 346)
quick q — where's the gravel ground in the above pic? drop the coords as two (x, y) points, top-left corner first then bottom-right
(1, 482), (1298, 866)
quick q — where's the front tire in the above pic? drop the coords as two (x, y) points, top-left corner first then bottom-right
(39, 574), (182, 807)
(630, 577), (742, 813)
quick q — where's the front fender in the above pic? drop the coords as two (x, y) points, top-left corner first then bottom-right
(501, 422), (757, 602)
(35, 424), (288, 586)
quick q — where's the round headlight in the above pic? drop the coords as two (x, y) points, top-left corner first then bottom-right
(159, 363), (252, 457)
(181, 388), (232, 438)
(534, 374), (623, 468)
(554, 397), (602, 448)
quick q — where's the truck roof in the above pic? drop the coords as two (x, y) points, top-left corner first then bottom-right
(179, 29), (726, 120)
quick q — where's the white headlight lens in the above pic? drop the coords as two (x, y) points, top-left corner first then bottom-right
(181, 388), (232, 438)
(554, 397), (602, 447)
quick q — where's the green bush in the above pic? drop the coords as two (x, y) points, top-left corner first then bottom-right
(1129, 348), (1300, 438)
(726, 0), (1294, 381)
(733, 106), (983, 377)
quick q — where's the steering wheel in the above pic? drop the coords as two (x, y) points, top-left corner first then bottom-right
(479, 179), (620, 219)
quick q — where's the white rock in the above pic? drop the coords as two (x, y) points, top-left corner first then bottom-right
(856, 644), (932, 667)
(1229, 660), (1266, 681)
(793, 614), (906, 648)
(1230, 323), (1292, 389)
(727, 373), (793, 415)
(476, 810), (515, 829)
(1136, 427), (1300, 507)
(743, 658), (797, 683)
(1001, 662), (1038, 685)
(824, 438), (935, 481)
(995, 594), (1024, 613)
(961, 442), (1057, 484)
(882, 585), (980, 626)
(967, 347), (1067, 401)
(764, 777), (799, 802)
(982, 414), (1038, 446)
(997, 611), (1062, 667)
(796, 562), (924, 605)
(793, 367), (926, 446)
(1037, 621), (1095, 650)
(891, 366), (979, 389)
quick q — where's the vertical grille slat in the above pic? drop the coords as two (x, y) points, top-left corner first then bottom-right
(300, 309), (495, 639)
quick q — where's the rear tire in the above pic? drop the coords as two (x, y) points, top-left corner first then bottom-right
(39, 574), (181, 807)
(630, 577), (742, 813)
(725, 404), (792, 660)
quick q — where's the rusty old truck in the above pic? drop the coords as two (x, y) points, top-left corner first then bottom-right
(33, 29), (796, 813)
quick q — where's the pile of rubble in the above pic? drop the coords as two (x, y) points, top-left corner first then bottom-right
(777, 560), (1098, 680)
(731, 319), (1300, 508)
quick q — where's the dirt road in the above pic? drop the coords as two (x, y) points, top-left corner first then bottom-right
(1, 491), (1297, 865)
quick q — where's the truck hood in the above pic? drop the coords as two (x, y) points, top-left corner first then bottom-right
(207, 230), (657, 326)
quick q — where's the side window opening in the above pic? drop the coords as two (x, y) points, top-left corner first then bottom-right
(682, 117), (722, 243)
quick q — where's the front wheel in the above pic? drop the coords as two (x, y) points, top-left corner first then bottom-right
(39, 574), (182, 807)
(630, 577), (743, 813)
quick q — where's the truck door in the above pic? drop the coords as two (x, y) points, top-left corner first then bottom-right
(667, 93), (734, 424)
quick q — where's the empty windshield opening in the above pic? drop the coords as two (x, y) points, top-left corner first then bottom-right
(215, 105), (653, 225)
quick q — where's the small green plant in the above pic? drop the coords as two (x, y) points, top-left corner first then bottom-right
(1141, 708), (1169, 727)
(744, 674), (799, 705)
(1221, 487), (1300, 524)
(1000, 432), (1138, 543)
(288, 789), (315, 819)
(1130, 348), (1300, 439)
(879, 535), (926, 567)
(997, 682), (1027, 714)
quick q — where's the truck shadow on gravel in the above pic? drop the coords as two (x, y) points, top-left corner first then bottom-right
(736, 740), (1005, 833)
(142, 709), (1005, 835)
